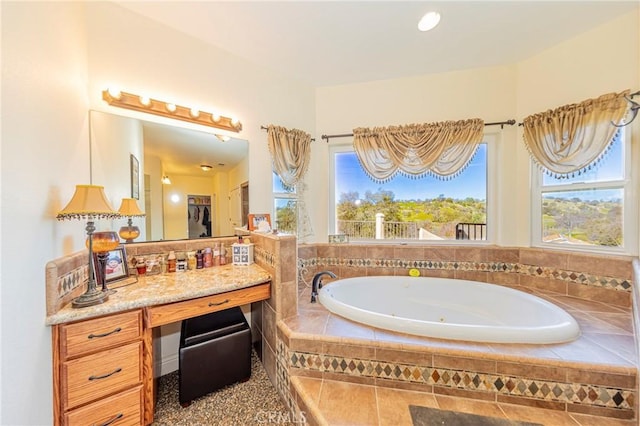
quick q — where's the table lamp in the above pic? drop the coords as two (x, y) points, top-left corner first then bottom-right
(92, 231), (120, 294)
(56, 184), (119, 308)
(117, 198), (145, 243)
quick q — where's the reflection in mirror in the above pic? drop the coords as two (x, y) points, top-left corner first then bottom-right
(90, 110), (249, 242)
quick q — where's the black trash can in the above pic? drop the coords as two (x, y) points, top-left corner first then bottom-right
(178, 306), (251, 405)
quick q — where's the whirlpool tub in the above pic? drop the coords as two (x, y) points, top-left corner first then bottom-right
(318, 276), (580, 344)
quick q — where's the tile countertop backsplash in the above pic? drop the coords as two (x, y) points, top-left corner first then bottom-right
(46, 263), (271, 325)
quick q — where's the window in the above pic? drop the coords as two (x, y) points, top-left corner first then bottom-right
(273, 172), (297, 234)
(532, 128), (636, 253)
(329, 138), (493, 242)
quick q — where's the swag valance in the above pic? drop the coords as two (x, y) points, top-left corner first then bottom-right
(352, 118), (485, 182)
(522, 90), (630, 177)
(266, 125), (312, 186)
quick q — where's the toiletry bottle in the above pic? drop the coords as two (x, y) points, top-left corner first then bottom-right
(176, 252), (187, 272)
(220, 244), (227, 265)
(213, 243), (220, 266)
(187, 252), (196, 270)
(167, 251), (177, 273)
(203, 247), (213, 268)
(196, 250), (204, 269)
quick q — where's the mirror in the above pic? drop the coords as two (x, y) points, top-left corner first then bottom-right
(90, 110), (249, 242)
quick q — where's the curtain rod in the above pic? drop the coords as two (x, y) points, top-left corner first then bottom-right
(260, 125), (316, 142)
(320, 119), (516, 142)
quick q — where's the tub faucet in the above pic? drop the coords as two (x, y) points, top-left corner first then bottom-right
(310, 271), (337, 303)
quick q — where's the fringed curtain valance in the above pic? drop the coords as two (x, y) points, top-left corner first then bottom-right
(267, 125), (312, 187)
(352, 118), (485, 182)
(266, 124), (313, 241)
(522, 90), (630, 177)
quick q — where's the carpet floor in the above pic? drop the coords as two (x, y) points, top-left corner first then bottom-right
(152, 352), (293, 425)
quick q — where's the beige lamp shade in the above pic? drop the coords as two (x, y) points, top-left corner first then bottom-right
(117, 198), (145, 217)
(56, 185), (119, 220)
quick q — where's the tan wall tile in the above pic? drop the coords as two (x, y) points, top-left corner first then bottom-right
(424, 247), (456, 261)
(368, 245), (395, 261)
(567, 253), (632, 280)
(487, 247), (520, 263)
(519, 275), (567, 294)
(322, 342), (376, 359)
(394, 246), (425, 261)
(520, 248), (568, 270)
(433, 354), (496, 373)
(454, 270), (489, 282)
(434, 385), (496, 401)
(455, 247), (487, 262)
(278, 280), (298, 320)
(566, 402), (634, 420)
(567, 283), (630, 307)
(375, 378), (433, 394)
(375, 347), (433, 366)
(566, 369), (635, 389)
(496, 361), (566, 382)
(497, 394), (565, 411)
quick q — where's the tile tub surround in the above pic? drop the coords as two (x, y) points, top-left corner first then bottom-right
(279, 286), (638, 423)
(282, 244), (639, 423)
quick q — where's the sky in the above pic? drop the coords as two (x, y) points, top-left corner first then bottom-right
(335, 144), (487, 202)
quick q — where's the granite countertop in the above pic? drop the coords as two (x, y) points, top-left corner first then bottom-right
(46, 263), (271, 325)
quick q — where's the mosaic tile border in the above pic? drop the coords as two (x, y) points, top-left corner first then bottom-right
(255, 246), (276, 268)
(56, 265), (88, 299)
(298, 257), (632, 292)
(289, 350), (635, 412)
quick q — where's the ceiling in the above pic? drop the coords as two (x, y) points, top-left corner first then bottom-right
(117, 1), (638, 87)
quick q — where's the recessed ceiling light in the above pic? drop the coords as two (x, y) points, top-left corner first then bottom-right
(418, 11), (441, 32)
(200, 164), (213, 171)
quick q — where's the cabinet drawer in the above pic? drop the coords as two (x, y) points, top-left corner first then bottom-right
(64, 385), (142, 426)
(62, 341), (142, 410)
(60, 310), (142, 359)
(147, 282), (270, 327)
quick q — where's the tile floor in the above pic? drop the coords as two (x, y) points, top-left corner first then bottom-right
(282, 281), (638, 425)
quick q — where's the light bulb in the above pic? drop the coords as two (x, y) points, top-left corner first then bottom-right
(190, 108), (200, 118)
(211, 113), (221, 123)
(139, 96), (151, 106)
(231, 117), (240, 126)
(166, 103), (177, 113)
(107, 87), (122, 99)
(170, 194), (180, 203)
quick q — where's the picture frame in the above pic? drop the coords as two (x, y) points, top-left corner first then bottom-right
(130, 154), (140, 199)
(94, 246), (130, 283)
(248, 213), (271, 231)
(328, 234), (349, 243)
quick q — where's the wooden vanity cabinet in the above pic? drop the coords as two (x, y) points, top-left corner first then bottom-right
(52, 310), (144, 426)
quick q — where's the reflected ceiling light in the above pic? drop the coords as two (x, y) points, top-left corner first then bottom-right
(170, 194), (180, 203)
(200, 164), (213, 171)
(102, 88), (242, 133)
(215, 134), (231, 142)
(161, 175), (172, 185)
(418, 11), (441, 32)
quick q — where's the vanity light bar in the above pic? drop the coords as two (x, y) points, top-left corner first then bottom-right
(101, 89), (242, 133)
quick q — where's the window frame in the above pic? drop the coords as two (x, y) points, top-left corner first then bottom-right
(328, 132), (498, 244)
(530, 127), (637, 255)
(272, 172), (298, 234)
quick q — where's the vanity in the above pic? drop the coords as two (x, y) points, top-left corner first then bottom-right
(46, 263), (271, 426)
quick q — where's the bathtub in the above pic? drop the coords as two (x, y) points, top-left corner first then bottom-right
(318, 276), (580, 344)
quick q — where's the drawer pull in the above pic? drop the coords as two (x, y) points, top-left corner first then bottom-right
(95, 413), (123, 426)
(88, 327), (122, 339)
(88, 367), (122, 381)
(208, 299), (229, 307)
